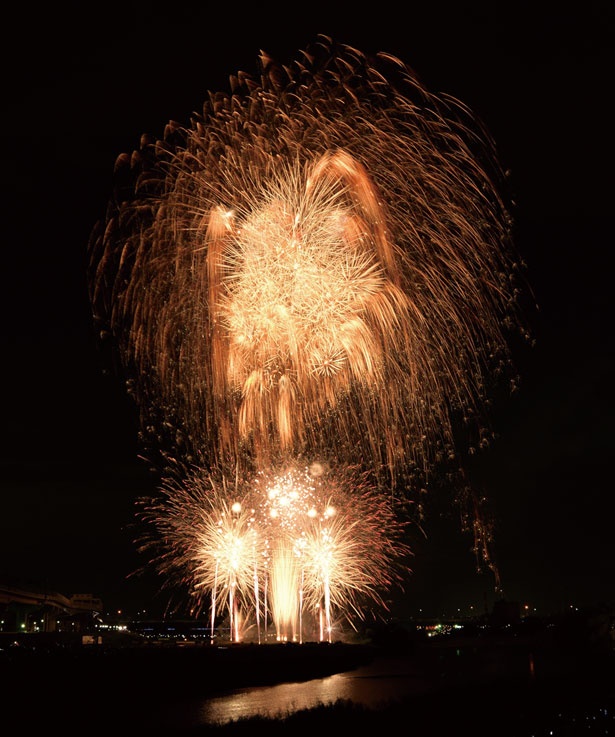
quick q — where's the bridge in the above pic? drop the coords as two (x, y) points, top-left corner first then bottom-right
(0, 583), (103, 632)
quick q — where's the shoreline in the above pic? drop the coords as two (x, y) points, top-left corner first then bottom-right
(2, 632), (614, 734)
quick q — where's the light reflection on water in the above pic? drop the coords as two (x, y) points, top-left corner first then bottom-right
(199, 656), (431, 726)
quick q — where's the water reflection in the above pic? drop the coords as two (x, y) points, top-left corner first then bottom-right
(200, 656), (430, 725)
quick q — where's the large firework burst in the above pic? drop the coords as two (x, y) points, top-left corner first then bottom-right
(135, 463), (411, 641)
(88, 35), (529, 492)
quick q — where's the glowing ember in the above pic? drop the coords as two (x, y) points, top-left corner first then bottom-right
(88, 36), (528, 489)
(136, 464), (411, 642)
(89, 36), (530, 635)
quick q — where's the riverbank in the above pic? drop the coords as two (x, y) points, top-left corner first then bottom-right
(198, 661), (615, 736)
(2, 629), (613, 735)
(1, 635), (377, 693)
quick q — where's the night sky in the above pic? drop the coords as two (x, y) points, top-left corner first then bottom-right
(2, 3), (613, 620)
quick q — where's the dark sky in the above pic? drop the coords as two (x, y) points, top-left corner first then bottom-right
(2, 3), (613, 620)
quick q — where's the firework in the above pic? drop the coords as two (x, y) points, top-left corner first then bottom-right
(88, 35), (529, 492)
(90, 36), (532, 624)
(135, 463), (411, 642)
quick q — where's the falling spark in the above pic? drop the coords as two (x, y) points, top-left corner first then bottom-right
(88, 35), (530, 493)
(90, 36), (533, 621)
(135, 463), (411, 641)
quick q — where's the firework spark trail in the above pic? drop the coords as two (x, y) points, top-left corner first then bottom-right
(135, 464), (411, 641)
(88, 35), (529, 492)
(269, 541), (300, 642)
(133, 472), (261, 633)
(90, 36), (533, 628)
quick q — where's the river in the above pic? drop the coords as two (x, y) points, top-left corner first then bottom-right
(3, 635), (614, 734)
